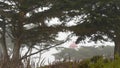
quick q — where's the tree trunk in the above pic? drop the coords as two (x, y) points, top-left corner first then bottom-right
(0, 37), (10, 68)
(0, 36), (9, 60)
(0, 25), (10, 68)
(114, 34), (120, 56)
(11, 39), (22, 68)
(12, 40), (21, 60)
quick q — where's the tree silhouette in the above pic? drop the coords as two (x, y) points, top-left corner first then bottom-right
(0, 0), (70, 67)
(0, 0), (120, 67)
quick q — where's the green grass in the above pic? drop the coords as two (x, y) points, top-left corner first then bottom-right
(38, 55), (120, 68)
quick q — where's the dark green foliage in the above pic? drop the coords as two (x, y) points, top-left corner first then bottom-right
(90, 56), (103, 63)
(53, 0), (120, 54)
(78, 60), (90, 68)
(1, 0), (120, 44)
(0, 0), (68, 47)
(57, 0), (120, 55)
(71, 0), (120, 42)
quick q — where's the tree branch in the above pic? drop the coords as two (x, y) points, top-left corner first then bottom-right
(22, 44), (33, 58)
(20, 34), (72, 60)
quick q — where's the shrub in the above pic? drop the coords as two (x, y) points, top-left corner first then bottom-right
(78, 60), (90, 68)
(38, 55), (120, 68)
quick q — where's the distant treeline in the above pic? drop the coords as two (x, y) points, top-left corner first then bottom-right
(53, 46), (114, 61)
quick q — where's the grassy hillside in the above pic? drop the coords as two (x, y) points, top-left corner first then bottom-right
(39, 55), (120, 68)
